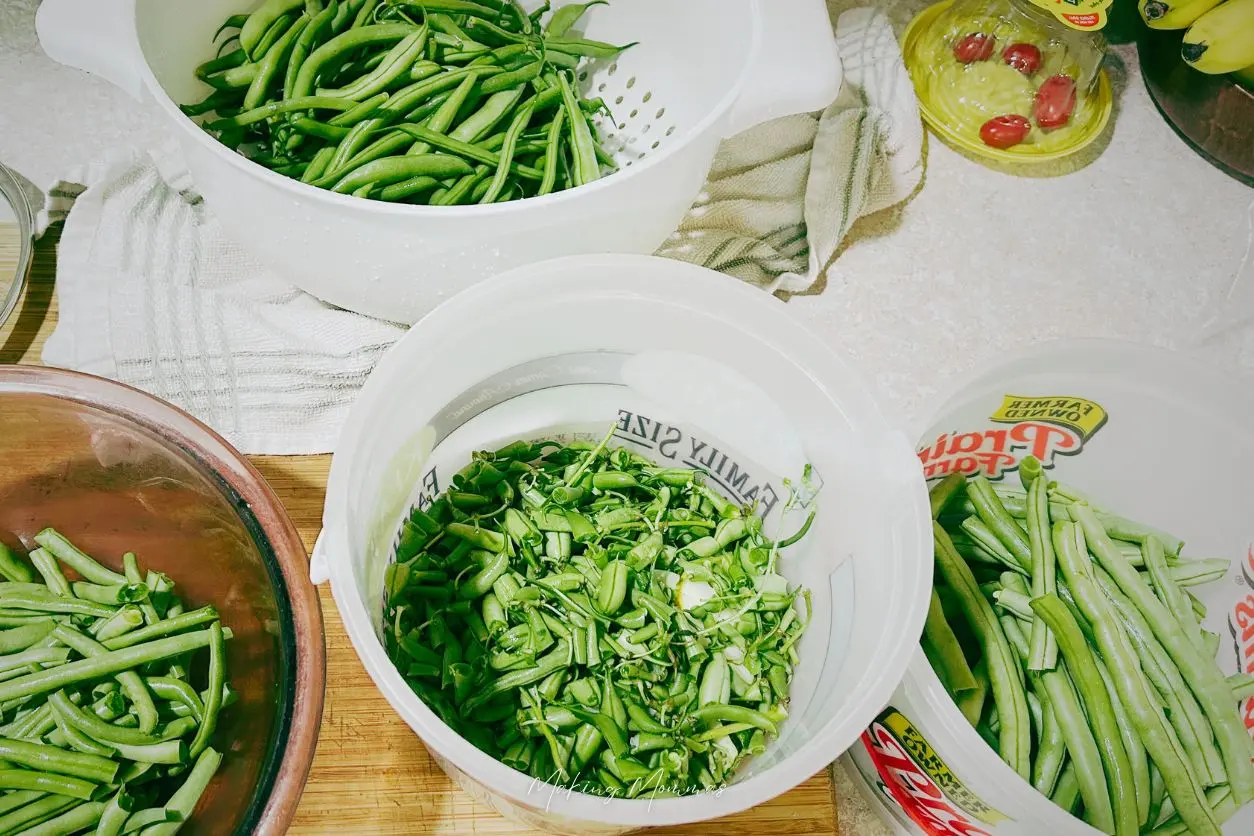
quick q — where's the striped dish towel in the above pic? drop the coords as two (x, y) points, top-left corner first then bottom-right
(658, 8), (923, 292)
(38, 8), (919, 455)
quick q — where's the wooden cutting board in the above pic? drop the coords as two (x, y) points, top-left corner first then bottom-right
(1, 232), (841, 835)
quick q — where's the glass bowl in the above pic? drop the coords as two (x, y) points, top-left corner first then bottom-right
(0, 365), (325, 835)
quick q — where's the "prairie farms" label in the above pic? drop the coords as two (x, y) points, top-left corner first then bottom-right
(918, 393), (1108, 482)
(1228, 545), (1254, 743)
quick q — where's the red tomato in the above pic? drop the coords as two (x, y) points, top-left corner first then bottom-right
(1033, 75), (1077, 129)
(1002, 43), (1042, 75)
(979, 115), (1032, 149)
(953, 33), (996, 64)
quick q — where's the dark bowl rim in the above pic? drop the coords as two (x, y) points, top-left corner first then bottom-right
(0, 365), (326, 835)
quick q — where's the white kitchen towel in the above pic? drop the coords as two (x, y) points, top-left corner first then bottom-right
(40, 7), (921, 454)
(40, 148), (405, 455)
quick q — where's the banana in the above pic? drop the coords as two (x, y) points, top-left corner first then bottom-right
(1141, 0), (1224, 29)
(1183, 0), (1254, 74)
(1234, 62), (1254, 88)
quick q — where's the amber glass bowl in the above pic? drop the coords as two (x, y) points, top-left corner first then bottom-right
(0, 366), (325, 835)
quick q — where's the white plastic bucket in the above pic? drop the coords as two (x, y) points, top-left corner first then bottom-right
(312, 254), (931, 834)
(842, 340), (1254, 836)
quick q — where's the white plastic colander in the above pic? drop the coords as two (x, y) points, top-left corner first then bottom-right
(36, 0), (843, 323)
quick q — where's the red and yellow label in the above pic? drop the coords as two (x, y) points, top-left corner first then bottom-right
(861, 708), (1008, 836)
(918, 393), (1108, 482)
(1228, 546), (1254, 743)
(1024, 0), (1111, 30)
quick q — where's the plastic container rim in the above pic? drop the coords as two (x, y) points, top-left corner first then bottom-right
(320, 252), (934, 827)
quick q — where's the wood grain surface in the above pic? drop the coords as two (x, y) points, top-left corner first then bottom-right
(0, 232), (841, 835)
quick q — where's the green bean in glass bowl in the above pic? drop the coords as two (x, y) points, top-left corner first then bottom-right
(0, 529), (235, 835)
(380, 430), (814, 799)
(185, 0), (634, 205)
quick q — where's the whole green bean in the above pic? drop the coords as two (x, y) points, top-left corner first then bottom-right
(49, 712), (115, 758)
(1031, 692), (1065, 797)
(32, 530), (125, 586)
(47, 691), (160, 747)
(557, 72), (598, 186)
(101, 607), (219, 650)
(1166, 558), (1229, 587)
(1072, 503), (1254, 806)
(135, 747), (222, 836)
(28, 550), (71, 597)
(934, 524), (1031, 780)
(1142, 535), (1203, 652)
(450, 87), (525, 143)
(1024, 475), (1058, 671)
(188, 623), (225, 760)
(0, 736), (119, 783)
(0, 795), (78, 834)
(390, 124), (542, 178)
(120, 808), (180, 834)
(290, 23), (417, 99)
(95, 790), (136, 836)
(211, 96), (359, 129)
(52, 625), (160, 734)
(0, 646), (68, 673)
(0, 630), (215, 704)
(331, 154), (473, 194)
(959, 517), (1025, 575)
(239, 0), (304, 58)
(244, 15), (310, 110)
(284, 1), (339, 99)
(924, 589), (977, 694)
(1096, 654), (1150, 825)
(543, 36), (634, 59)
(929, 472), (967, 519)
(0, 621), (55, 655)
(145, 678), (205, 724)
(1050, 761), (1081, 813)
(0, 543), (34, 583)
(319, 26), (430, 100)
(1032, 594), (1136, 836)
(1096, 568), (1224, 786)
(0, 791), (45, 817)
(1052, 520), (1218, 836)
(966, 477), (1031, 570)
(956, 658), (988, 726)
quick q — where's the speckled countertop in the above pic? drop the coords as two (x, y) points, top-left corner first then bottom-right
(1, 0), (1252, 833)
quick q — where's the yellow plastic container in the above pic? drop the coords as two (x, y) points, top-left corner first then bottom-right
(903, 0), (1113, 165)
